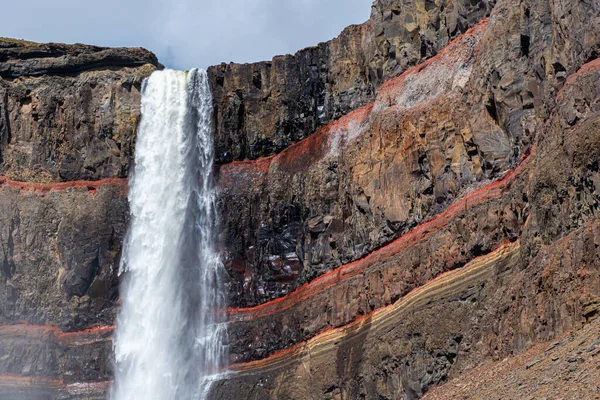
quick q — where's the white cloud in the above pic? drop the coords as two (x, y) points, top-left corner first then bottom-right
(3, 0), (371, 69)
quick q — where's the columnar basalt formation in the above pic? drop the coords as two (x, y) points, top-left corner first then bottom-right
(0, 38), (161, 182)
(1, 0), (600, 398)
(208, 0), (496, 163)
(213, 55), (600, 398)
(213, 242), (523, 398)
(217, 22), (501, 308)
(217, 0), (600, 309)
(223, 154), (530, 363)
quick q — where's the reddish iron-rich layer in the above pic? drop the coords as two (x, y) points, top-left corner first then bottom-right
(271, 103), (374, 175)
(0, 156), (528, 346)
(216, 21), (489, 182)
(225, 154), (530, 322)
(0, 323), (114, 345)
(556, 57), (600, 101)
(228, 241), (519, 372)
(0, 176), (128, 196)
(215, 155), (273, 188)
(0, 374), (112, 395)
(216, 103), (374, 182)
(0, 373), (62, 386)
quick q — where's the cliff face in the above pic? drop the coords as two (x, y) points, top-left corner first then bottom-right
(217, 0), (599, 308)
(208, 0), (495, 163)
(0, 39), (160, 182)
(1, 0), (600, 398)
(0, 39), (159, 399)
(214, 0), (600, 396)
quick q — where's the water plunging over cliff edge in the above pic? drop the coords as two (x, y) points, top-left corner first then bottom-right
(111, 69), (228, 400)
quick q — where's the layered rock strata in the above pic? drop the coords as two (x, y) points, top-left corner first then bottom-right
(0, 39), (159, 398)
(212, 53), (600, 397)
(218, 0), (600, 308)
(1, 0), (600, 397)
(211, 0), (600, 394)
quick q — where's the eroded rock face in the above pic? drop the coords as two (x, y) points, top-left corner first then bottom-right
(0, 40), (157, 398)
(217, 0), (600, 308)
(208, 0), (495, 163)
(0, 39), (160, 78)
(0, 181), (128, 330)
(0, 39), (161, 182)
(213, 60), (600, 400)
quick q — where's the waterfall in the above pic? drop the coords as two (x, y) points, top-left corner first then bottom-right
(111, 69), (228, 400)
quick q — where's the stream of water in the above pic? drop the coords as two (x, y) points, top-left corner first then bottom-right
(111, 69), (227, 400)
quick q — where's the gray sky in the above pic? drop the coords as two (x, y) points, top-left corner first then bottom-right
(3, 0), (372, 70)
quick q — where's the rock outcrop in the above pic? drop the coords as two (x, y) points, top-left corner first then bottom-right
(218, 0), (600, 308)
(1, 0), (600, 398)
(212, 0), (600, 396)
(0, 38), (161, 182)
(208, 0), (495, 163)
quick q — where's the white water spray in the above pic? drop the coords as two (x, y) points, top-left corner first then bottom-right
(111, 69), (228, 400)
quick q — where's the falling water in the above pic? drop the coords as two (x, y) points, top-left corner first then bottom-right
(111, 69), (228, 400)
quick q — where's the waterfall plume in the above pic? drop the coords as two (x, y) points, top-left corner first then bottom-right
(111, 69), (228, 400)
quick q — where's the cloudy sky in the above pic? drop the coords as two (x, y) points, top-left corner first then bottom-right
(3, 0), (372, 70)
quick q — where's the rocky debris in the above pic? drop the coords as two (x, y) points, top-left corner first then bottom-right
(0, 39), (160, 182)
(212, 3), (600, 394)
(0, 374), (110, 400)
(423, 317), (600, 400)
(209, 0), (495, 163)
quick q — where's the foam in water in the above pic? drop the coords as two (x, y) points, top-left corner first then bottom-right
(111, 69), (228, 400)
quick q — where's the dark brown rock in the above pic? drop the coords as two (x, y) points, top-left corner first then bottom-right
(0, 180), (128, 331)
(2, 0), (600, 398)
(210, 53), (600, 399)
(217, 0), (600, 308)
(0, 38), (161, 78)
(0, 39), (160, 182)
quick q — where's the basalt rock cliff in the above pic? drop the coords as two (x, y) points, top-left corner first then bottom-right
(2, 0), (600, 399)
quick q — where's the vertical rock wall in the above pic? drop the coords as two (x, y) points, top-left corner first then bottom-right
(0, 39), (160, 398)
